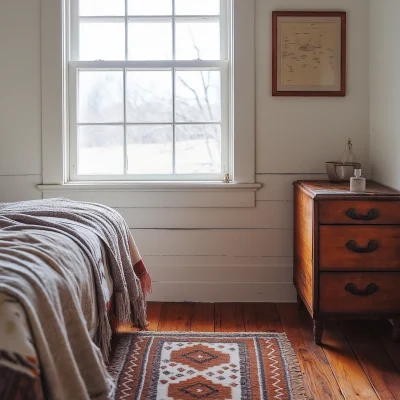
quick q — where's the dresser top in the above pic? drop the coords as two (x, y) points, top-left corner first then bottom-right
(295, 180), (400, 200)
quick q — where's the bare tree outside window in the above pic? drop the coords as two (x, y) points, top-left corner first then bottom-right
(73, 0), (226, 178)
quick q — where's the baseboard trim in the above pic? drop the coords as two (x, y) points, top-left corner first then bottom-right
(147, 282), (296, 302)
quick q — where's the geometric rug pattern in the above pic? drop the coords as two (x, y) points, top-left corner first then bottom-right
(108, 332), (307, 399)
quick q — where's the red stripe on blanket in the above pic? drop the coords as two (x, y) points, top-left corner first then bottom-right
(133, 260), (152, 296)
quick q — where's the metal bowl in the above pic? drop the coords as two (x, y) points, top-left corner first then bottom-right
(325, 162), (361, 182)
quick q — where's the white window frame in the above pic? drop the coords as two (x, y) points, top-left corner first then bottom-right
(39, 0), (260, 207)
(68, 0), (230, 181)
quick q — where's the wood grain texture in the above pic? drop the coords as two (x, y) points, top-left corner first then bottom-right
(297, 181), (400, 200)
(158, 303), (193, 331)
(242, 303), (282, 332)
(319, 272), (400, 314)
(320, 200), (400, 224)
(214, 303), (245, 332)
(294, 180), (400, 345)
(277, 303), (343, 399)
(120, 302), (400, 399)
(146, 302), (162, 331)
(322, 321), (379, 400)
(313, 319), (323, 345)
(117, 302), (162, 333)
(293, 185), (315, 312)
(341, 320), (400, 400)
(187, 303), (215, 332)
(320, 226), (400, 271)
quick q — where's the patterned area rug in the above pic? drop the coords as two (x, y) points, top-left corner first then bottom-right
(108, 332), (307, 400)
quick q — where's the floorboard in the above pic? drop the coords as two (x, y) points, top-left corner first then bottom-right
(371, 320), (400, 374)
(340, 320), (400, 400)
(135, 302), (400, 400)
(277, 303), (344, 399)
(322, 321), (378, 400)
(242, 303), (282, 332)
(187, 303), (215, 332)
(215, 303), (245, 332)
(146, 302), (162, 331)
(158, 302), (193, 331)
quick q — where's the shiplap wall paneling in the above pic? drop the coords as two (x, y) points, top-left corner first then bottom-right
(149, 282), (297, 302)
(134, 229), (295, 302)
(118, 202), (292, 229)
(131, 229), (292, 257)
(0, 0), (42, 176)
(0, 176), (42, 202)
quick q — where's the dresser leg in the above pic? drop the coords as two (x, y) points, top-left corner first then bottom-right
(297, 293), (304, 310)
(313, 319), (323, 345)
(393, 319), (400, 342)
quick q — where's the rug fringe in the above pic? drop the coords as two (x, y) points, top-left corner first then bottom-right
(108, 331), (308, 400)
(107, 335), (132, 380)
(278, 333), (308, 400)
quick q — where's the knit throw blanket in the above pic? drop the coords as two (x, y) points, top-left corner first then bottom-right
(0, 199), (151, 399)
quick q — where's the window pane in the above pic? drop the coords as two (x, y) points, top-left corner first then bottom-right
(128, 0), (172, 16)
(126, 71), (172, 123)
(128, 21), (172, 60)
(175, 70), (221, 122)
(176, 19), (220, 60)
(175, 125), (221, 173)
(127, 125), (173, 174)
(79, 0), (125, 16)
(79, 21), (125, 60)
(78, 71), (123, 123)
(175, 0), (219, 15)
(78, 125), (124, 174)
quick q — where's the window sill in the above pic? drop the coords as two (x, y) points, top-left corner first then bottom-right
(37, 181), (262, 208)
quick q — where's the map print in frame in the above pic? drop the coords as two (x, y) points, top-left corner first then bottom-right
(272, 11), (346, 96)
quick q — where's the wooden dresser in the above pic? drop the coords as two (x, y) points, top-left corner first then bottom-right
(293, 180), (400, 344)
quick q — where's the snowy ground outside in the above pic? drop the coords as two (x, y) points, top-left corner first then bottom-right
(78, 139), (221, 175)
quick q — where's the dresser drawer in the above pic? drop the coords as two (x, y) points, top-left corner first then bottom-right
(320, 272), (400, 314)
(320, 226), (400, 271)
(319, 200), (400, 224)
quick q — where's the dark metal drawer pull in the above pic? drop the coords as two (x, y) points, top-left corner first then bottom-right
(345, 208), (380, 221)
(345, 240), (380, 253)
(345, 283), (379, 296)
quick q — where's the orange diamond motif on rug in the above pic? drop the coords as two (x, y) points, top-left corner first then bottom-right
(168, 375), (232, 399)
(108, 332), (307, 399)
(170, 343), (230, 371)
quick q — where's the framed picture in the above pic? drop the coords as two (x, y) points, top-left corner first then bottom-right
(272, 11), (346, 96)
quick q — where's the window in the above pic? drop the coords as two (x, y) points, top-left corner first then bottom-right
(68, 0), (230, 181)
(40, 0), (257, 206)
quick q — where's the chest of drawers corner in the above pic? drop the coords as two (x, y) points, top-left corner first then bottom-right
(293, 180), (400, 344)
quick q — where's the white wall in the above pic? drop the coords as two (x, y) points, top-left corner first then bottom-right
(0, 0), (371, 302)
(257, 0), (370, 175)
(0, 0), (42, 200)
(370, 0), (400, 190)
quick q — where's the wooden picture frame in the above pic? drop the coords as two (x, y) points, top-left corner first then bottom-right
(272, 11), (346, 96)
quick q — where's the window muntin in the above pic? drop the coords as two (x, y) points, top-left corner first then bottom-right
(69, 0), (230, 181)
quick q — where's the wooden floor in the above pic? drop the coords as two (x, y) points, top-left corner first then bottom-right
(122, 302), (400, 399)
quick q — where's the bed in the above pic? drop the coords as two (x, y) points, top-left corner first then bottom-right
(0, 199), (151, 399)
